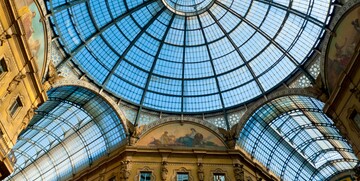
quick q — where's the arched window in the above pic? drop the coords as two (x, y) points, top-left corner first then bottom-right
(6, 86), (127, 181)
(238, 95), (358, 180)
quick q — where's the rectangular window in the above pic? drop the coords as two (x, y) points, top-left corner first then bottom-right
(177, 173), (189, 181)
(213, 174), (225, 181)
(350, 110), (360, 129)
(9, 97), (22, 117)
(0, 58), (7, 74)
(139, 172), (151, 181)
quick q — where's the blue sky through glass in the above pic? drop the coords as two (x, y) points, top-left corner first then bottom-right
(238, 96), (358, 180)
(6, 86), (127, 181)
(48, 0), (333, 113)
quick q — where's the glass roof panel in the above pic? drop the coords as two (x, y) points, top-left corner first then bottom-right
(49, 0), (332, 113)
(6, 86), (127, 181)
(238, 96), (359, 181)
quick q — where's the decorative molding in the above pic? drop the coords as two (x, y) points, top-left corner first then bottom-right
(6, 93), (24, 122)
(128, 124), (145, 146)
(97, 167), (107, 181)
(0, 55), (11, 81)
(233, 164), (245, 181)
(134, 166), (156, 181)
(2, 73), (26, 99)
(43, 60), (63, 91)
(17, 106), (36, 136)
(210, 168), (231, 181)
(350, 87), (360, 102)
(246, 176), (254, 181)
(171, 167), (193, 181)
(347, 105), (360, 133)
(119, 160), (131, 180)
(161, 161), (169, 181)
(107, 172), (119, 181)
(218, 123), (238, 149)
(197, 163), (204, 181)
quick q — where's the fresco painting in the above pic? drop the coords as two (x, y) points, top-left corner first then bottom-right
(15, 0), (45, 75)
(326, 7), (360, 93)
(137, 123), (226, 149)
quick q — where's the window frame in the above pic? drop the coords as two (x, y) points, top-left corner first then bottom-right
(108, 176), (116, 181)
(177, 172), (189, 181)
(213, 173), (226, 181)
(9, 96), (23, 118)
(136, 167), (155, 181)
(0, 56), (9, 79)
(139, 171), (152, 181)
(210, 168), (229, 181)
(349, 108), (360, 131)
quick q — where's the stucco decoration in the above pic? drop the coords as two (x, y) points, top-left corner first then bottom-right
(136, 121), (227, 149)
(134, 166), (156, 181)
(197, 163), (204, 181)
(43, 60), (63, 90)
(161, 161), (168, 181)
(234, 164), (245, 181)
(128, 124), (145, 145)
(211, 168), (230, 181)
(322, 1), (360, 94)
(119, 160), (131, 180)
(171, 167), (193, 181)
(5, 73), (26, 96)
(218, 123), (238, 149)
(14, 0), (46, 76)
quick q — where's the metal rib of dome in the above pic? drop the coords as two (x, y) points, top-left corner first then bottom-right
(48, 0), (333, 113)
(6, 86), (127, 181)
(238, 96), (359, 181)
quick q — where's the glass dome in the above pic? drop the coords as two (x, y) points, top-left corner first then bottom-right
(239, 95), (358, 180)
(48, 0), (333, 113)
(6, 86), (127, 181)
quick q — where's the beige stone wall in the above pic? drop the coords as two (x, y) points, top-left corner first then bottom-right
(71, 122), (278, 181)
(323, 3), (360, 158)
(71, 147), (278, 181)
(0, 0), (46, 178)
(325, 53), (360, 159)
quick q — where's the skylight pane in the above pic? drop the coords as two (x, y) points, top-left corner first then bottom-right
(149, 76), (182, 95)
(184, 78), (218, 96)
(239, 96), (358, 180)
(90, 0), (112, 28)
(48, 0), (333, 113)
(7, 87), (127, 181)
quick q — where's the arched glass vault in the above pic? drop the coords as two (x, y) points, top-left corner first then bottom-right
(5, 86), (127, 181)
(47, 0), (334, 113)
(238, 95), (359, 181)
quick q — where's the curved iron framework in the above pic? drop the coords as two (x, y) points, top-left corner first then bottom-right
(46, 0), (334, 115)
(5, 86), (127, 181)
(238, 95), (359, 181)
